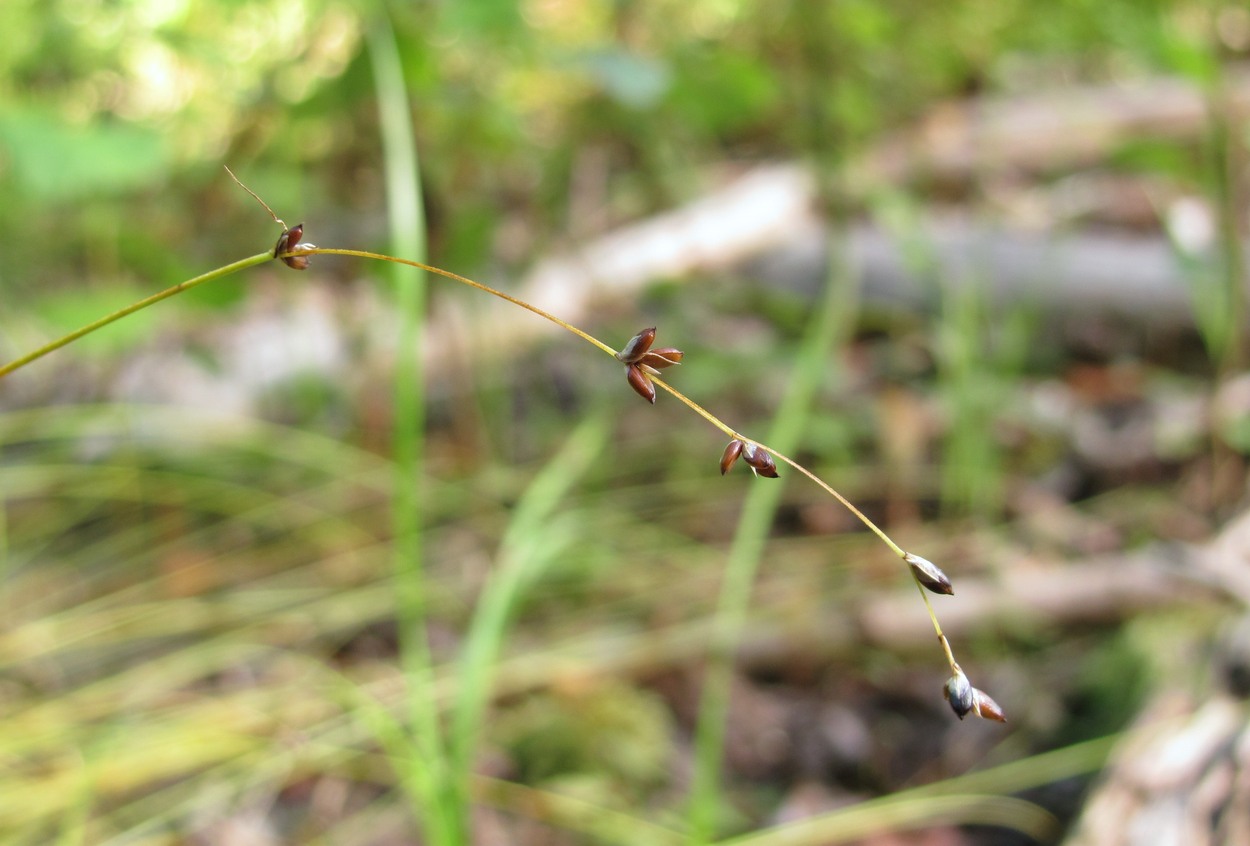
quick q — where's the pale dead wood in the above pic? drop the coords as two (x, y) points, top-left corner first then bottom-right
(855, 547), (1213, 650)
(860, 64), (1250, 185)
(1060, 509), (1250, 846)
(446, 65), (1250, 366)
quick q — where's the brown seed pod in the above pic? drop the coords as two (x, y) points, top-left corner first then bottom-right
(616, 327), (656, 364)
(904, 552), (954, 595)
(971, 688), (1007, 722)
(639, 347), (683, 372)
(625, 364), (656, 404)
(226, 165), (304, 265)
(617, 328), (682, 403)
(741, 443), (779, 478)
(274, 224), (311, 270)
(720, 439), (745, 475)
(944, 669), (974, 719)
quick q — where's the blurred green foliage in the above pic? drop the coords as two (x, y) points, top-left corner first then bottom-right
(494, 683), (674, 793)
(1, 0), (1247, 842)
(0, 0), (1223, 295)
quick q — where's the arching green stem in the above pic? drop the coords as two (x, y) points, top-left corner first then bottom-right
(0, 252), (273, 379)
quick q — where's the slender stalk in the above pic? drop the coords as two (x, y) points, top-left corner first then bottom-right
(301, 248), (616, 356)
(295, 248), (947, 645)
(0, 252), (272, 379)
(919, 584), (957, 670)
(301, 247), (908, 563)
(652, 376), (904, 557)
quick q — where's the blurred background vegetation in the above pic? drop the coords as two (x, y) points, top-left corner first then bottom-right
(3, 0), (1250, 844)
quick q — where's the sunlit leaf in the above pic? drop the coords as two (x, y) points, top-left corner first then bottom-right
(0, 109), (169, 202)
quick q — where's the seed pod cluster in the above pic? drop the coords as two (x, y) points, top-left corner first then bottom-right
(615, 327), (683, 404)
(719, 439), (779, 478)
(224, 165), (313, 270)
(274, 223), (315, 270)
(943, 667), (1006, 722)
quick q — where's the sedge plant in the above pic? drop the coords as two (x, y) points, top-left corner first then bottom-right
(0, 170), (1008, 832)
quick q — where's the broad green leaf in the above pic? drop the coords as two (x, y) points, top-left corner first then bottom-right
(0, 109), (169, 202)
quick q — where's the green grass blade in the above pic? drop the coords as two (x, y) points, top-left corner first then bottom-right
(449, 408), (611, 812)
(716, 794), (1055, 846)
(365, 9), (454, 844)
(687, 242), (859, 843)
(712, 733), (1118, 845)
